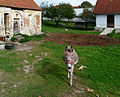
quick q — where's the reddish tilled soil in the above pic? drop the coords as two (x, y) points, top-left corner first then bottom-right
(43, 33), (120, 47)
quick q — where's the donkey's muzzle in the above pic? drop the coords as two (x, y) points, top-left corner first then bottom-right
(68, 67), (71, 69)
(67, 64), (72, 69)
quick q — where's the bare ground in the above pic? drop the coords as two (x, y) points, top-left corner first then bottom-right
(43, 33), (120, 47)
(15, 41), (41, 51)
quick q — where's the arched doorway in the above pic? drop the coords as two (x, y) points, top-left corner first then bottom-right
(13, 12), (22, 35)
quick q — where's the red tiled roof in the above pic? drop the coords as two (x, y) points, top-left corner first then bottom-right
(54, 5), (59, 8)
(55, 5), (92, 9)
(93, 0), (120, 14)
(73, 6), (81, 9)
(55, 5), (77, 8)
(0, 0), (42, 11)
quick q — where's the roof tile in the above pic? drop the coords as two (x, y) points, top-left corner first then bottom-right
(93, 0), (120, 14)
(0, 0), (42, 11)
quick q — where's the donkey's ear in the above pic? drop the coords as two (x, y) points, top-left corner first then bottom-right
(71, 46), (72, 48)
(65, 46), (68, 51)
(65, 46), (68, 48)
(71, 48), (73, 52)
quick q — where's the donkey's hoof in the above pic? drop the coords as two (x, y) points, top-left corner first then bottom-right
(70, 84), (72, 87)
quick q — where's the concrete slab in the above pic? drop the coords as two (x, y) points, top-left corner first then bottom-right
(100, 28), (114, 35)
(0, 41), (5, 50)
(0, 44), (5, 50)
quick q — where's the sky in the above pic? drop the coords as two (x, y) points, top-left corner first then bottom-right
(34, 0), (97, 6)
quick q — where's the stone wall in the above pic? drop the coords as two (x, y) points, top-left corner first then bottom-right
(21, 10), (42, 36)
(0, 7), (42, 40)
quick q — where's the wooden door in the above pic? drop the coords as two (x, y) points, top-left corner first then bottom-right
(107, 15), (114, 28)
(4, 13), (9, 34)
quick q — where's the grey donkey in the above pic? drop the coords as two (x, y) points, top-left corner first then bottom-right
(62, 46), (78, 86)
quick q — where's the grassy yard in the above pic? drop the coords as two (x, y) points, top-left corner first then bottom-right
(0, 20), (120, 97)
(42, 20), (99, 34)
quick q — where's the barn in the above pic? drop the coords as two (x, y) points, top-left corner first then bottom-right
(0, 0), (42, 41)
(93, 0), (120, 33)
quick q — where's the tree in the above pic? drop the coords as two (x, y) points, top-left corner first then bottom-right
(79, 8), (95, 28)
(58, 3), (75, 21)
(80, 1), (93, 8)
(78, 1), (95, 28)
(79, 9), (94, 22)
(39, 2), (49, 21)
(45, 5), (60, 25)
(44, 3), (75, 25)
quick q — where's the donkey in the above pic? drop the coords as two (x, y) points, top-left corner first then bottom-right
(62, 46), (78, 86)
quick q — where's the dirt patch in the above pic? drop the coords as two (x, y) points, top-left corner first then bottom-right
(43, 33), (120, 47)
(15, 41), (41, 51)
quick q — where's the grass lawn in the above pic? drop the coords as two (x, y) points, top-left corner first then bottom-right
(0, 20), (120, 97)
(42, 20), (99, 35)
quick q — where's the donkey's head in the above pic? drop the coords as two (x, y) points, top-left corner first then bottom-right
(65, 46), (73, 53)
(64, 46), (74, 69)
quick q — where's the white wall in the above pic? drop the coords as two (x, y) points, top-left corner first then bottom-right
(115, 14), (120, 28)
(96, 15), (107, 28)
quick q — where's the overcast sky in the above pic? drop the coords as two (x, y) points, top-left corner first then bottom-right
(34, 0), (97, 6)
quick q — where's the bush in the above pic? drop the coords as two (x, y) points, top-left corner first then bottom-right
(31, 34), (47, 38)
(11, 34), (47, 43)
(107, 31), (120, 40)
(19, 37), (31, 43)
(11, 37), (17, 42)
(30, 34), (47, 41)
(39, 34), (47, 38)
(21, 34), (30, 38)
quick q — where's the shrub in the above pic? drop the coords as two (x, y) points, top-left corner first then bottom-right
(11, 37), (17, 42)
(39, 34), (47, 38)
(107, 30), (120, 40)
(19, 37), (31, 43)
(30, 34), (47, 41)
(31, 34), (47, 38)
(12, 34), (47, 43)
(21, 34), (30, 38)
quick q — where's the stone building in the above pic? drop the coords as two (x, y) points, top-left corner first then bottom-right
(0, 0), (42, 41)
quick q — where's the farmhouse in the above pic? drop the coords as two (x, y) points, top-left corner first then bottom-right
(94, 0), (120, 33)
(0, 0), (42, 41)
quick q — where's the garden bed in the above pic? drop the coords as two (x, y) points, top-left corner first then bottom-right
(43, 33), (120, 46)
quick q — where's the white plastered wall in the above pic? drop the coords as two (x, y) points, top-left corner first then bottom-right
(115, 14), (120, 28)
(96, 15), (107, 28)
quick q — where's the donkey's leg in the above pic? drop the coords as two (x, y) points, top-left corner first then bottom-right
(68, 71), (70, 78)
(70, 65), (74, 87)
(70, 71), (73, 87)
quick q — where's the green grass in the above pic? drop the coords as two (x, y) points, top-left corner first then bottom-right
(42, 20), (99, 34)
(0, 20), (120, 96)
(0, 41), (120, 97)
(38, 42), (120, 97)
(107, 30), (120, 40)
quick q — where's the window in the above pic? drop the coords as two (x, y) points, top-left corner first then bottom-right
(16, 14), (18, 17)
(4, 13), (9, 26)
